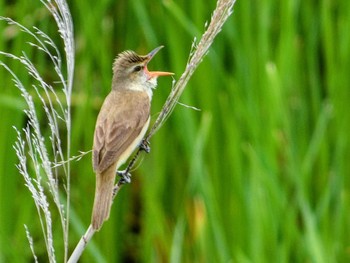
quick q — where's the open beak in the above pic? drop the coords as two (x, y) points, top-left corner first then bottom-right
(144, 46), (174, 78)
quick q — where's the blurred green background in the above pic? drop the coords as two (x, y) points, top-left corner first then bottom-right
(1, 0), (350, 262)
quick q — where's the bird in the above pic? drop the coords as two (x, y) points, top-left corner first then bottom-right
(91, 46), (173, 231)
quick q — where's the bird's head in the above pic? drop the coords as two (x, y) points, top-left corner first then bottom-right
(112, 46), (173, 92)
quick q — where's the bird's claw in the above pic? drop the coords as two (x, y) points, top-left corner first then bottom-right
(117, 170), (132, 184)
(140, 139), (151, 153)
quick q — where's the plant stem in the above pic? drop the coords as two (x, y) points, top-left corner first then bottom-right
(67, 0), (236, 261)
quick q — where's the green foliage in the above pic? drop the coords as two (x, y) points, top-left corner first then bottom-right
(0, 0), (349, 262)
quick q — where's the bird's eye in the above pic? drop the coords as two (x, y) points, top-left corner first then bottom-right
(133, 65), (143, 72)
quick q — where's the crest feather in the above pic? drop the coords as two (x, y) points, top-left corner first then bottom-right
(113, 50), (148, 70)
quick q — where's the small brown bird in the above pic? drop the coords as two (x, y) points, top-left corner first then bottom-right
(91, 46), (173, 230)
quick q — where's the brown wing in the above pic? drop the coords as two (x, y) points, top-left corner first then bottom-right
(92, 90), (150, 173)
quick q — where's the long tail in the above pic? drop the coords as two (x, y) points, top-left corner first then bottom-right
(91, 164), (116, 230)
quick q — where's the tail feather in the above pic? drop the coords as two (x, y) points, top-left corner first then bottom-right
(91, 164), (117, 230)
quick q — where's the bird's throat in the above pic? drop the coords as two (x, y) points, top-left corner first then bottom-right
(125, 79), (156, 100)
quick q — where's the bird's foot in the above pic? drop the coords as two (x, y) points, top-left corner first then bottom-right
(140, 139), (151, 153)
(117, 169), (132, 184)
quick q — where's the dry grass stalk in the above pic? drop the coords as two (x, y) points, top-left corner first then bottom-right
(1, 0), (74, 262)
(67, 0), (236, 261)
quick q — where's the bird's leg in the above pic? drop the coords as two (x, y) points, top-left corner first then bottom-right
(139, 139), (151, 153)
(117, 169), (132, 184)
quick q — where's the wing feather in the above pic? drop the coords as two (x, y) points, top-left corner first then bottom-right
(93, 90), (150, 173)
